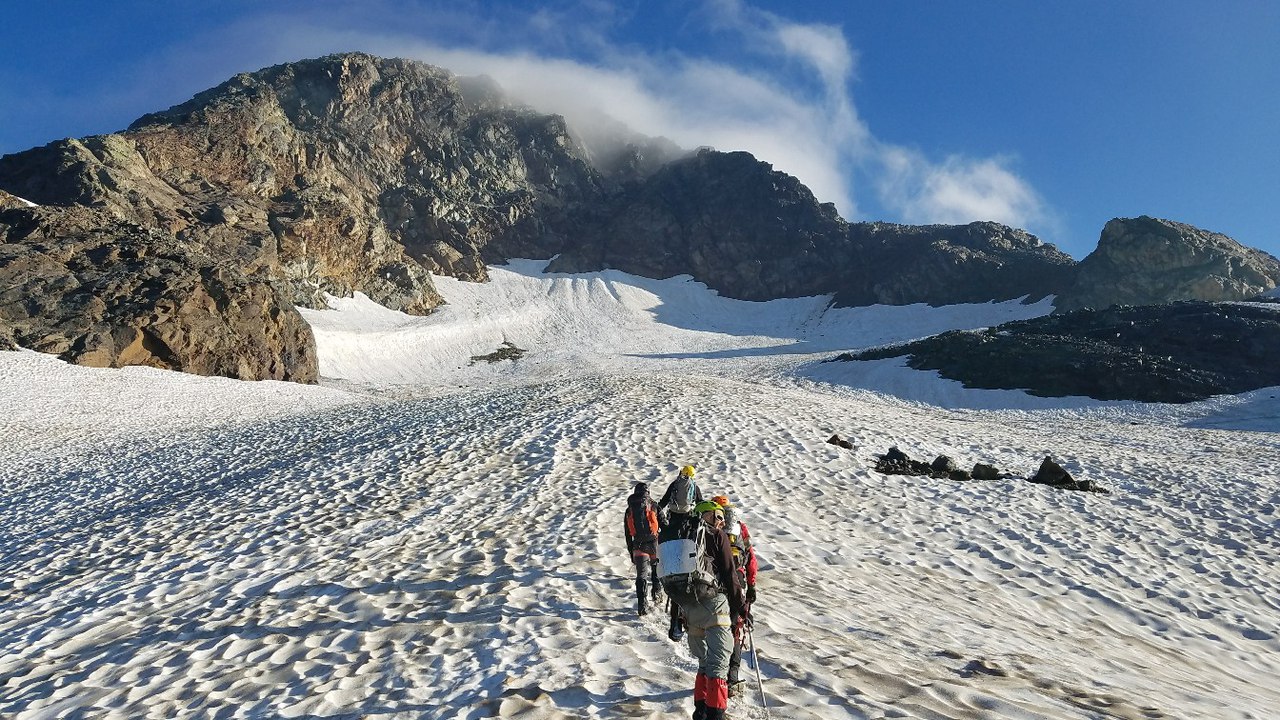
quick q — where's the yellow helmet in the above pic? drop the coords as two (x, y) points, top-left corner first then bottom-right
(711, 494), (730, 508)
(680, 465), (696, 477)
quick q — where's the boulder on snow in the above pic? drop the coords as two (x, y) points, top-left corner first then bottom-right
(960, 658), (1010, 678)
(875, 447), (966, 479)
(827, 433), (854, 449)
(875, 447), (931, 476)
(971, 463), (1002, 480)
(1028, 457), (1108, 493)
(931, 455), (959, 474)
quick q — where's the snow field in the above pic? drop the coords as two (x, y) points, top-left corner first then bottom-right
(2, 260), (1278, 719)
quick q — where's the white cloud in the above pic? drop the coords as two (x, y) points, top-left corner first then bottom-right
(876, 147), (1051, 231)
(774, 22), (855, 93)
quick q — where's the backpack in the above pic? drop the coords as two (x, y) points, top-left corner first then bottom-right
(627, 492), (658, 544)
(667, 474), (698, 515)
(727, 522), (750, 571)
(656, 514), (719, 595)
(723, 509), (749, 565)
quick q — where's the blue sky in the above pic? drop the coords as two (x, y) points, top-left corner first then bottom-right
(2, 0), (1277, 259)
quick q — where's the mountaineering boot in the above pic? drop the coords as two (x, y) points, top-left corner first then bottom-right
(668, 612), (685, 641)
(636, 577), (649, 617)
(727, 664), (741, 698)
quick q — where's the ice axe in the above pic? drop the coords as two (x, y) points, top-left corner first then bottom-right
(747, 624), (769, 714)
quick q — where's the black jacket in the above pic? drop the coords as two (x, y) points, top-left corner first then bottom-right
(657, 474), (704, 516)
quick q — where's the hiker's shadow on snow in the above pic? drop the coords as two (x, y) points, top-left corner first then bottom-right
(289, 703), (440, 719)
(462, 683), (687, 719)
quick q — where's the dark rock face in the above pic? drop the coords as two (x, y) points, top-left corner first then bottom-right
(841, 301), (1280, 403)
(548, 149), (859, 300)
(840, 221), (1076, 307)
(1055, 216), (1280, 312)
(548, 151), (1076, 305)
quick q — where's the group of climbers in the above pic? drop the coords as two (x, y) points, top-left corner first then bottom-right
(622, 464), (759, 720)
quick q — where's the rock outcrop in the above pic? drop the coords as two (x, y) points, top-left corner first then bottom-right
(547, 149), (858, 300)
(840, 301), (1280, 403)
(1054, 216), (1280, 312)
(841, 221), (1075, 307)
(0, 189), (35, 211)
(1, 205), (317, 381)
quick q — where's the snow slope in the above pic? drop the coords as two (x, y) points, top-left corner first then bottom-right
(2, 260), (1278, 720)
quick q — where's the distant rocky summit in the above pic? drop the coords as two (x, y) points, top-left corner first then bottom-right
(1054, 216), (1280, 312)
(1, 52), (1276, 382)
(838, 302), (1280, 403)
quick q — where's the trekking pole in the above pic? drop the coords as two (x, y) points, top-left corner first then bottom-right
(748, 625), (769, 715)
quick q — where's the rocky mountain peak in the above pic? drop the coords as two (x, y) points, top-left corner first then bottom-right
(1054, 216), (1280, 312)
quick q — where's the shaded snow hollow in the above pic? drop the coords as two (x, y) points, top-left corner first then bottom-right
(2, 260), (1278, 719)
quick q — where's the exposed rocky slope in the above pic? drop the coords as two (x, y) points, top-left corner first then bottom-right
(548, 150), (1075, 305)
(841, 220), (1074, 306)
(1, 204), (317, 380)
(2, 53), (1275, 382)
(0, 54), (618, 379)
(839, 302), (1280, 402)
(1054, 216), (1280, 312)
(547, 149), (857, 300)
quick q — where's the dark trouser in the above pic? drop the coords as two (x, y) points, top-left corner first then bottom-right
(634, 554), (660, 612)
(728, 622), (744, 684)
